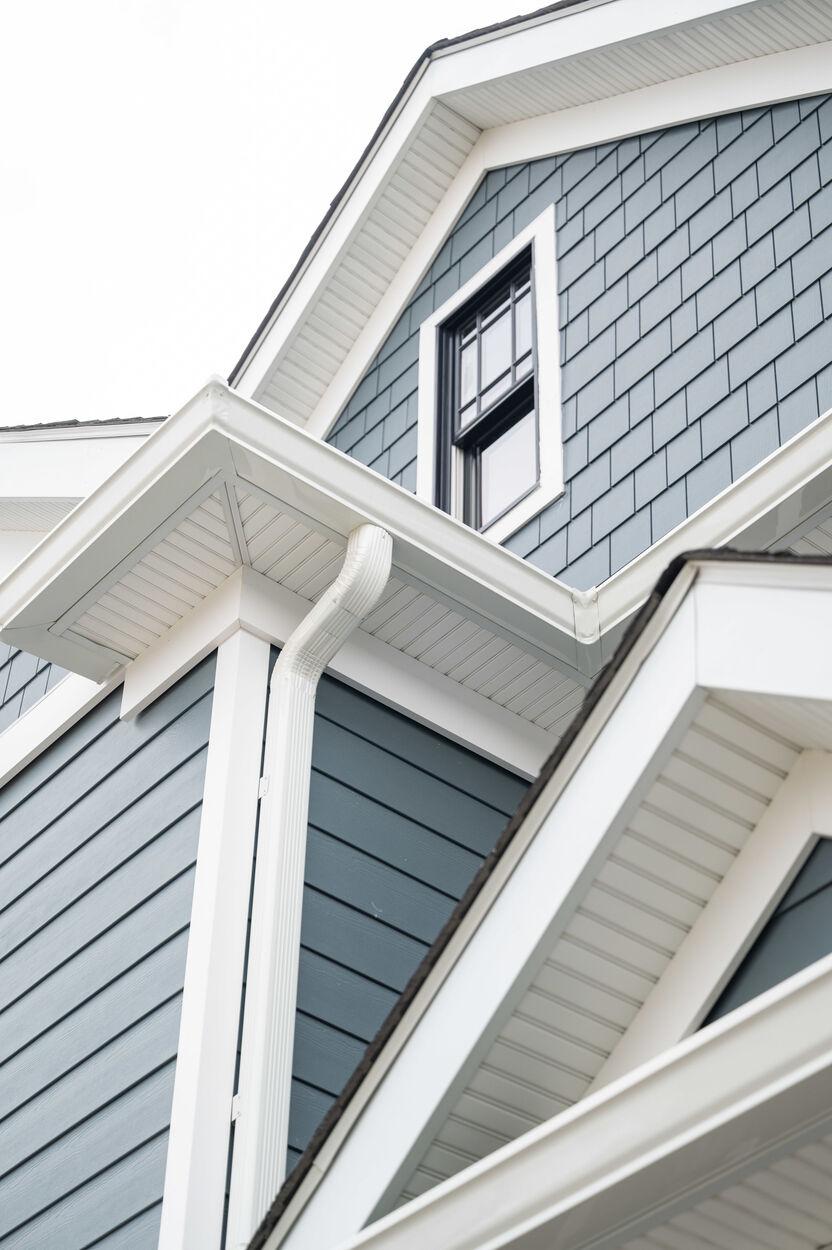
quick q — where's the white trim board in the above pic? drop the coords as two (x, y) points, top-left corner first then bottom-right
(298, 39), (832, 444)
(591, 746), (832, 1091)
(121, 565), (554, 779)
(159, 629), (271, 1250)
(327, 952), (832, 1250)
(0, 671), (116, 789)
(416, 206), (562, 545)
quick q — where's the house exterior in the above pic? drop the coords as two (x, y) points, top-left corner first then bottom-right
(3, 2), (832, 1248)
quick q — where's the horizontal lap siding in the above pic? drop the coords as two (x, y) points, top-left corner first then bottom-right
(0, 656), (214, 1248)
(706, 837), (832, 1024)
(287, 675), (528, 1171)
(328, 96), (832, 589)
(0, 644), (67, 734)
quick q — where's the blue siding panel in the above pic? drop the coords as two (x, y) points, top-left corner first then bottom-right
(706, 838), (832, 1024)
(0, 645), (67, 734)
(287, 676), (528, 1165)
(328, 95), (832, 588)
(0, 656), (214, 1248)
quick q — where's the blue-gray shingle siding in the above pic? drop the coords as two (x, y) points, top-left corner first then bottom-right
(0, 644), (67, 734)
(0, 655), (214, 1247)
(705, 837), (832, 1024)
(286, 675), (528, 1172)
(328, 95), (832, 589)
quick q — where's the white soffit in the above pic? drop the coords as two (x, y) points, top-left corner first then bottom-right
(237, 0), (832, 425)
(0, 383), (588, 744)
(396, 690), (802, 1202)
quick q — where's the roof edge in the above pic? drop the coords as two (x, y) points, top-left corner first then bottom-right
(226, 0), (606, 388)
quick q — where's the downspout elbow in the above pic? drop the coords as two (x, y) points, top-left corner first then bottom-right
(273, 523), (393, 687)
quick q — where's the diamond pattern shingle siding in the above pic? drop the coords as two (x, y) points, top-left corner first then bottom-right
(327, 96), (832, 590)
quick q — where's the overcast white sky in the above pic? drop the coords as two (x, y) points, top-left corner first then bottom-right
(1, 0), (525, 427)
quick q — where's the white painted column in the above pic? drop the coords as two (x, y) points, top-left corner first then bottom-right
(158, 628), (271, 1250)
(226, 524), (392, 1250)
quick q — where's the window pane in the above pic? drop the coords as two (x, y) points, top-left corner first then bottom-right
(460, 341), (477, 407)
(479, 411), (537, 528)
(481, 311), (511, 389)
(459, 400), (477, 429)
(482, 289), (511, 326)
(481, 372), (511, 410)
(515, 291), (532, 360)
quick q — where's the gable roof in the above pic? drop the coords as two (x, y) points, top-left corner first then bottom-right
(254, 547), (832, 1250)
(229, 0), (832, 435)
(226, 0), (598, 389)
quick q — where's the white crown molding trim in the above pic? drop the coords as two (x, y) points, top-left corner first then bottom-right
(301, 40), (832, 445)
(158, 628), (272, 1250)
(590, 747), (832, 1092)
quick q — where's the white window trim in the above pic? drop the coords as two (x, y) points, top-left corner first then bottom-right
(416, 204), (562, 545)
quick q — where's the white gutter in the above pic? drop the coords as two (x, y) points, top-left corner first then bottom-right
(226, 523), (393, 1250)
(2, 384), (832, 683)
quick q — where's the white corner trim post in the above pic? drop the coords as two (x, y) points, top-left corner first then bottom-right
(226, 524), (393, 1250)
(158, 628), (272, 1250)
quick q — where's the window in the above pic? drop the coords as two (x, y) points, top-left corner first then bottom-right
(436, 252), (538, 531)
(417, 206), (562, 544)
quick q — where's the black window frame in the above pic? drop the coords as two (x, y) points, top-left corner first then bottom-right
(435, 247), (539, 532)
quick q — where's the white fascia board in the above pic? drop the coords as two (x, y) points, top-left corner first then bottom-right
(306, 41), (832, 448)
(232, 77), (444, 401)
(277, 586), (703, 1250)
(0, 382), (588, 678)
(0, 433), (155, 503)
(332, 952), (832, 1250)
(590, 747), (832, 1091)
(0, 534), (51, 584)
(7, 378), (832, 691)
(122, 566), (554, 778)
(694, 564), (832, 699)
(427, 0), (769, 96)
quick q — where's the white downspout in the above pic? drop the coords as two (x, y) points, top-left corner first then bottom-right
(226, 523), (393, 1250)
